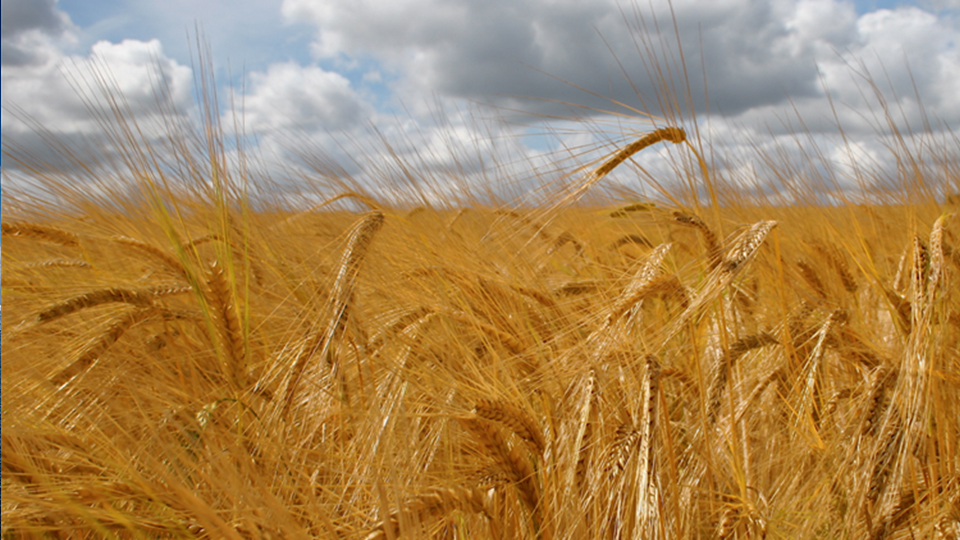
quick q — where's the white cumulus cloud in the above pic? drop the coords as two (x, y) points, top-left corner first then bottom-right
(242, 61), (370, 133)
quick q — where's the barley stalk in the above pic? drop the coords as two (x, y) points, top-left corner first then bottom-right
(722, 220), (778, 273)
(796, 260), (828, 300)
(860, 367), (897, 438)
(593, 128), (686, 179)
(462, 417), (540, 512)
(812, 242), (858, 294)
(798, 309), (843, 428)
(278, 191), (383, 228)
(609, 202), (658, 218)
(2, 221), (80, 246)
(707, 332), (779, 423)
(541, 128), (686, 221)
(364, 487), (487, 540)
(280, 211), (384, 417)
(50, 308), (154, 386)
(206, 259), (247, 390)
(672, 211), (721, 270)
(475, 399), (546, 455)
(546, 230), (585, 256)
(23, 259), (90, 269)
(610, 233), (654, 250)
(655, 221), (777, 353)
(36, 287), (159, 323)
(110, 235), (189, 280)
(633, 355), (662, 537)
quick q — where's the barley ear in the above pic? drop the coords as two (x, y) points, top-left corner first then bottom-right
(206, 259), (247, 390)
(636, 355), (662, 535)
(474, 399), (546, 455)
(722, 220), (778, 273)
(461, 417), (540, 512)
(24, 259), (90, 269)
(707, 332), (778, 423)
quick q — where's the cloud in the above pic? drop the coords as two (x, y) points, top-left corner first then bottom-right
(2, 39), (193, 136)
(283, 0), (870, 118)
(1, 0), (70, 39)
(282, 0), (959, 131)
(2, 0), (956, 205)
(722, 5), (960, 138)
(242, 62), (370, 133)
(2, 38), (194, 179)
(1, 0), (73, 66)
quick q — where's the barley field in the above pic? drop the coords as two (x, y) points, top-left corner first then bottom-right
(2, 68), (959, 539)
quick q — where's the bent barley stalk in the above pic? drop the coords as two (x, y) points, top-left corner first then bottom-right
(610, 233), (654, 250)
(461, 416), (540, 513)
(654, 220), (777, 353)
(707, 332), (779, 423)
(672, 211), (721, 270)
(543, 127), (686, 219)
(24, 258), (91, 269)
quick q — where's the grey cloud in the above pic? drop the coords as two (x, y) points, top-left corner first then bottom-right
(2, 39), (195, 181)
(1, 0), (67, 38)
(2, 40), (37, 66)
(2, 0), (71, 66)
(284, 0), (863, 119)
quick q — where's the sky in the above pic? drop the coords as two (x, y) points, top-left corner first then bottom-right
(2, 0), (958, 205)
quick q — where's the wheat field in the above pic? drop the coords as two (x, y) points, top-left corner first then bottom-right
(2, 59), (960, 540)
